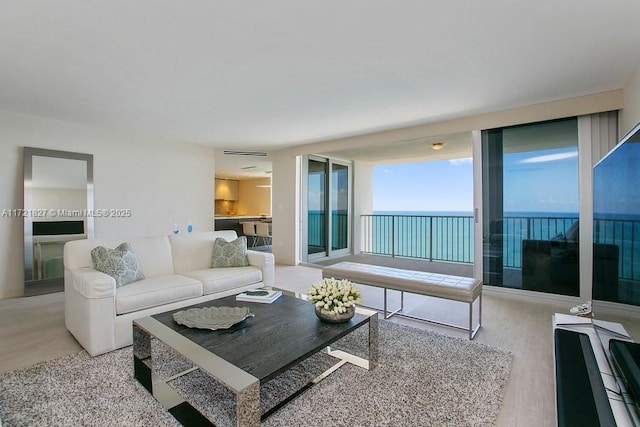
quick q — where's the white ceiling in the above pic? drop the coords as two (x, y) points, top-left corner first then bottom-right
(321, 132), (473, 164)
(1, 1), (640, 152)
(214, 150), (272, 179)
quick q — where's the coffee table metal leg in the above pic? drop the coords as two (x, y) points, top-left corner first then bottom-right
(324, 315), (379, 370)
(133, 323), (153, 393)
(369, 313), (378, 369)
(236, 381), (260, 427)
(134, 318), (262, 427)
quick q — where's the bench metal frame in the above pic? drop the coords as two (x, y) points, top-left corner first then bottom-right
(322, 263), (483, 339)
(359, 287), (482, 340)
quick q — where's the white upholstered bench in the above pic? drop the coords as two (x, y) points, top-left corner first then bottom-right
(322, 261), (482, 339)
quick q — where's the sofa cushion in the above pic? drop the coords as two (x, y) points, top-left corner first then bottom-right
(183, 267), (262, 295)
(168, 231), (238, 274)
(91, 242), (145, 288)
(211, 237), (249, 268)
(128, 236), (175, 278)
(115, 275), (203, 315)
(65, 238), (139, 271)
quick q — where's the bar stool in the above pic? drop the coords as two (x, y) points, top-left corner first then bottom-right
(242, 222), (257, 248)
(255, 222), (272, 251)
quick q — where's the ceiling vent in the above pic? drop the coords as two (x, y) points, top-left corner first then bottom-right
(223, 150), (268, 157)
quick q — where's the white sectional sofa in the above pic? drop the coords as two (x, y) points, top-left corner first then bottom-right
(63, 230), (274, 356)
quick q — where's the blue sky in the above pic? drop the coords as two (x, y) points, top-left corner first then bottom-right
(373, 158), (473, 212)
(503, 147), (578, 213)
(373, 147), (579, 213)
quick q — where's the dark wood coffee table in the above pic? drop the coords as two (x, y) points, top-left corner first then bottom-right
(133, 291), (378, 426)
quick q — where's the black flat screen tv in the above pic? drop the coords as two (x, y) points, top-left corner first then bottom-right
(593, 122), (640, 306)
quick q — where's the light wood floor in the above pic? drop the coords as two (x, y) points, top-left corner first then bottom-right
(2, 264), (639, 427)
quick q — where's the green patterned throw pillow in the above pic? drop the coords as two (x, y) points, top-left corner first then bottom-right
(211, 236), (249, 268)
(91, 242), (145, 287)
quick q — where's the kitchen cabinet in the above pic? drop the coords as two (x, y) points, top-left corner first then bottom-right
(215, 179), (239, 201)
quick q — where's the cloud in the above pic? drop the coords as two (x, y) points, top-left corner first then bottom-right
(449, 157), (472, 166)
(519, 152), (577, 164)
(382, 168), (394, 175)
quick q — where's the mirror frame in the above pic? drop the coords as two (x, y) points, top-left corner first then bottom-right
(23, 147), (94, 296)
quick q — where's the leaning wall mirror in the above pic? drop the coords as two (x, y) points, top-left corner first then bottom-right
(24, 147), (94, 296)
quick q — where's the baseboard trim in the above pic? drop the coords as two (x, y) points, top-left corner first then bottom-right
(592, 300), (640, 320)
(483, 285), (640, 320)
(299, 262), (323, 269)
(482, 285), (580, 307)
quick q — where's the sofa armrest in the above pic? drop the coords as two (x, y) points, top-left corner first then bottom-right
(64, 268), (118, 356)
(68, 267), (117, 298)
(246, 250), (275, 287)
(246, 250), (274, 267)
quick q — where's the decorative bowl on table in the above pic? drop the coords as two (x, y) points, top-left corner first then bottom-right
(315, 305), (356, 323)
(307, 278), (361, 324)
(172, 306), (254, 330)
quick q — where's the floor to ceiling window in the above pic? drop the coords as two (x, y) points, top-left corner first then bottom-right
(331, 162), (349, 252)
(305, 156), (351, 260)
(482, 118), (580, 296)
(307, 158), (327, 256)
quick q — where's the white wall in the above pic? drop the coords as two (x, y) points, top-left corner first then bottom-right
(0, 110), (215, 298)
(352, 162), (373, 254)
(271, 151), (299, 265)
(622, 64), (640, 135)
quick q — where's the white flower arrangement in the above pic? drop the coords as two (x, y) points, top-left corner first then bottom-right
(307, 278), (361, 314)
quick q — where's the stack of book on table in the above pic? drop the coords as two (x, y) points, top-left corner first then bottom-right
(235, 289), (282, 304)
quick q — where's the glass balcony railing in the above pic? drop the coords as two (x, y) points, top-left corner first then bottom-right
(360, 214), (640, 283)
(500, 215), (578, 269)
(361, 214), (474, 263)
(308, 212), (349, 253)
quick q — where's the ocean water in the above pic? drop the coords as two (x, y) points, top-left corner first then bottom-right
(367, 211), (579, 267)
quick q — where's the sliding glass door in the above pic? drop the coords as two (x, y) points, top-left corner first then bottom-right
(481, 118), (580, 296)
(331, 162), (349, 252)
(305, 156), (351, 260)
(307, 158), (327, 257)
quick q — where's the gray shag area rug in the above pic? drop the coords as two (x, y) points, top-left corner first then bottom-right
(0, 321), (513, 427)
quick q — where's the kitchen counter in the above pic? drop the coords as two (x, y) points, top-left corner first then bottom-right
(214, 215), (271, 220)
(214, 216), (271, 237)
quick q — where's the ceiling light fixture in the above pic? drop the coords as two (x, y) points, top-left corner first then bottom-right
(431, 142), (444, 150)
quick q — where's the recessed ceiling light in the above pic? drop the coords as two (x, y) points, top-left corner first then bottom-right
(431, 142), (444, 150)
